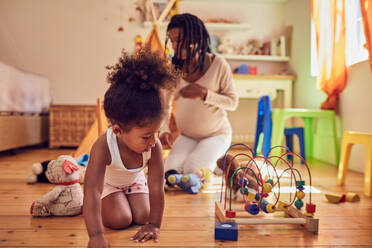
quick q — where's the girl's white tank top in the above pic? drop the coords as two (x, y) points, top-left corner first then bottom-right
(104, 127), (151, 188)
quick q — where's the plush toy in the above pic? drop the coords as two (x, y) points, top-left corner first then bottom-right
(246, 39), (263, 55)
(165, 168), (211, 194)
(217, 154), (259, 201)
(217, 36), (235, 55)
(30, 155), (84, 217)
(26, 153), (89, 184)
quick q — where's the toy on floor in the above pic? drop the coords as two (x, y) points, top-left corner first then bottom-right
(325, 192), (360, 203)
(27, 153), (89, 184)
(166, 168), (211, 194)
(215, 143), (318, 241)
(30, 155), (83, 217)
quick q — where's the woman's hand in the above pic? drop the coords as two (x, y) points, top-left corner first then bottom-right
(159, 132), (174, 149)
(179, 84), (207, 100)
(131, 223), (160, 243)
(88, 234), (110, 248)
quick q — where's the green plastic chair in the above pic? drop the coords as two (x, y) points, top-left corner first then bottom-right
(270, 108), (340, 165)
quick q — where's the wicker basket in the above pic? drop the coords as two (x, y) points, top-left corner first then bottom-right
(49, 104), (96, 148)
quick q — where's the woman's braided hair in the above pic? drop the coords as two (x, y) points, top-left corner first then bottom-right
(165, 13), (211, 74)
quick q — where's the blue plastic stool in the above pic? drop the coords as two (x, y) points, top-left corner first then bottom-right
(254, 95), (272, 157)
(284, 127), (306, 164)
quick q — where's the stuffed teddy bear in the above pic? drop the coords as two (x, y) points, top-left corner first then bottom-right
(27, 153), (89, 184)
(217, 154), (259, 201)
(30, 155), (84, 217)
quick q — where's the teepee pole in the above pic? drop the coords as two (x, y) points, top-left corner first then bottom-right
(157, 0), (176, 24)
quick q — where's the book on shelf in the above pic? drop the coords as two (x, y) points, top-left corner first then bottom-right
(270, 35), (286, 57)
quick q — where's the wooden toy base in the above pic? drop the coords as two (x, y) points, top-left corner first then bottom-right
(215, 202), (319, 234)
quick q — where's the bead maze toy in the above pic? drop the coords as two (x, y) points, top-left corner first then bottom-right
(215, 144), (319, 241)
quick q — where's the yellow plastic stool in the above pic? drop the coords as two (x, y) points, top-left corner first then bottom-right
(337, 131), (372, 197)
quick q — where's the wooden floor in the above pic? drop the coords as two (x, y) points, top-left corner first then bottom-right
(1, 147), (372, 247)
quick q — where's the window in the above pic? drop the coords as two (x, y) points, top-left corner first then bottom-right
(345, 0), (368, 66)
(311, 0), (368, 76)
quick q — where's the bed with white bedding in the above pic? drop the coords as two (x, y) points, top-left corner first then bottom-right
(0, 61), (50, 151)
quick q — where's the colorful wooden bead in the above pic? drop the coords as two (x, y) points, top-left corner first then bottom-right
(297, 180), (305, 191)
(265, 203), (276, 213)
(263, 183), (273, 193)
(225, 210), (236, 218)
(305, 212), (314, 217)
(239, 177), (248, 187)
(266, 179), (274, 186)
(296, 180), (305, 187)
(258, 198), (268, 207)
(278, 201), (289, 212)
(296, 190), (305, 199)
(239, 187), (249, 195)
(248, 203), (260, 215)
(255, 193), (261, 201)
(306, 203), (316, 213)
(295, 199), (304, 209)
(260, 201), (269, 213)
(247, 192), (256, 201)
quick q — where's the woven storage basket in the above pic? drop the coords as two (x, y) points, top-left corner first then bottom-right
(49, 105), (96, 148)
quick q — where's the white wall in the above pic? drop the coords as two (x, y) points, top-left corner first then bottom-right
(0, 0), (149, 104)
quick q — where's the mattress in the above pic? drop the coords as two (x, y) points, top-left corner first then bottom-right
(0, 61), (51, 113)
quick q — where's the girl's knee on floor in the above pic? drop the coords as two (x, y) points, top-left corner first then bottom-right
(102, 209), (132, 230)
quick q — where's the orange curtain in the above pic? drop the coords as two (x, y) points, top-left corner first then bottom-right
(311, 0), (347, 111)
(360, 0), (372, 71)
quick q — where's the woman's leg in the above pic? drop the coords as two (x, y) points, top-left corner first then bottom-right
(164, 134), (198, 173)
(101, 192), (132, 229)
(183, 133), (232, 174)
(127, 193), (150, 225)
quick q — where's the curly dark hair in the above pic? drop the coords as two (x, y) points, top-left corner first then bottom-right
(104, 47), (178, 132)
(165, 13), (211, 74)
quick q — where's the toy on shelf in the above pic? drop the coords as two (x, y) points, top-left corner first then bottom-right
(325, 192), (360, 203)
(166, 168), (211, 194)
(134, 34), (143, 54)
(215, 143), (318, 241)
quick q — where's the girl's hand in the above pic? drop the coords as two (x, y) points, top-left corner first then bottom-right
(88, 234), (110, 248)
(179, 84), (207, 100)
(131, 223), (160, 243)
(159, 132), (173, 149)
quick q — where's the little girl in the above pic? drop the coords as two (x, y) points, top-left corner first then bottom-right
(83, 47), (177, 247)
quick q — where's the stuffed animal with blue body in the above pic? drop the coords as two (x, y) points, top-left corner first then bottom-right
(165, 168), (211, 194)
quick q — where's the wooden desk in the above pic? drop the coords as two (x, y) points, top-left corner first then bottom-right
(233, 74), (296, 107)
